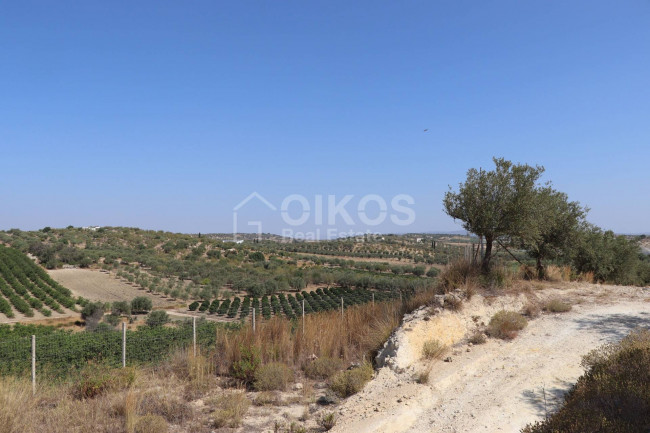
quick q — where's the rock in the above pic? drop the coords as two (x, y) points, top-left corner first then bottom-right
(397, 398), (403, 403)
(347, 362), (361, 370)
(444, 357), (453, 363)
(293, 383), (303, 391)
(309, 403), (319, 413)
(466, 348), (471, 352)
(314, 382), (328, 389)
(317, 395), (338, 406)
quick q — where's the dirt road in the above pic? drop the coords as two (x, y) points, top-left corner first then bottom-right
(332, 284), (650, 433)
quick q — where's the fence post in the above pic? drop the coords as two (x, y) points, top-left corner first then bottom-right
(252, 308), (256, 333)
(301, 299), (305, 334)
(341, 297), (344, 318)
(192, 316), (197, 357)
(122, 322), (126, 368)
(31, 335), (36, 395)
(372, 293), (375, 306)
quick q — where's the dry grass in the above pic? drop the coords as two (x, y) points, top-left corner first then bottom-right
(211, 389), (251, 428)
(543, 298), (572, 313)
(254, 362), (294, 391)
(545, 265), (572, 282)
(303, 356), (344, 380)
(134, 414), (168, 433)
(522, 302), (541, 318)
(437, 259), (480, 293)
(421, 338), (448, 360)
(214, 299), (403, 375)
(414, 366), (431, 384)
(468, 331), (487, 345)
(487, 310), (528, 340)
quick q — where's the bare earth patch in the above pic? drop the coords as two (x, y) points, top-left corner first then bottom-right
(48, 269), (174, 307)
(331, 283), (650, 433)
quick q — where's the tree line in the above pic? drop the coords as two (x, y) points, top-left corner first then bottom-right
(444, 157), (649, 285)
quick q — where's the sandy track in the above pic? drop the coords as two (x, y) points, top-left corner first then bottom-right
(48, 269), (174, 307)
(333, 285), (650, 433)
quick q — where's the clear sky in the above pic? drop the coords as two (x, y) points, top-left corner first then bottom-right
(1, 1), (649, 236)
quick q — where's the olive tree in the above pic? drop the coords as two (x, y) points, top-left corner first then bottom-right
(520, 186), (587, 278)
(444, 157), (544, 272)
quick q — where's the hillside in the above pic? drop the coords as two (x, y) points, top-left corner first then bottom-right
(0, 245), (78, 321)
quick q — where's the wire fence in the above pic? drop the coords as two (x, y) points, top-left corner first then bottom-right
(0, 318), (220, 391)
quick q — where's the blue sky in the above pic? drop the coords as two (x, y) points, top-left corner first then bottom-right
(1, 1), (649, 235)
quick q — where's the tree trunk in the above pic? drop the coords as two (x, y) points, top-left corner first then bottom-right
(536, 256), (545, 280)
(482, 236), (493, 273)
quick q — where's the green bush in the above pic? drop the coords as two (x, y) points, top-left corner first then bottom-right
(146, 310), (170, 327)
(330, 362), (373, 397)
(254, 362), (294, 391)
(131, 296), (153, 314)
(104, 313), (121, 327)
(487, 310), (527, 340)
(230, 345), (261, 386)
(112, 300), (131, 316)
(81, 302), (104, 320)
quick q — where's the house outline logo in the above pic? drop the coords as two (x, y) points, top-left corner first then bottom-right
(232, 192), (277, 241)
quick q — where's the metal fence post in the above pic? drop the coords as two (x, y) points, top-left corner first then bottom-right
(192, 316), (197, 357)
(122, 322), (126, 368)
(31, 335), (36, 395)
(252, 308), (256, 333)
(372, 292), (375, 306)
(341, 297), (344, 318)
(301, 299), (305, 334)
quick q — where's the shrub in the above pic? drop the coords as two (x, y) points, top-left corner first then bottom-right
(254, 362), (294, 391)
(426, 267), (440, 278)
(103, 313), (121, 327)
(230, 345), (261, 386)
(146, 310), (170, 327)
(414, 367), (431, 384)
(468, 331), (486, 345)
(188, 301), (199, 311)
(303, 357), (344, 380)
(422, 339), (447, 360)
(73, 364), (136, 399)
(131, 296), (153, 314)
(330, 362), (373, 398)
(81, 301), (104, 320)
(318, 412), (337, 431)
(522, 329), (650, 433)
(112, 300), (131, 316)
(134, 414), (169, 433)
(487, 310), (527, 340)
(212, 390), (250, 428)
(543, 298), (572, 313)
(436, 259), (480, 292)
(249, 251), (265, 262)
(138, 391), (192, 424)
(522, 302), (541, 318)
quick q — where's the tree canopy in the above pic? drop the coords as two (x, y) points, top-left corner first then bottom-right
(443, 157), (545, 271)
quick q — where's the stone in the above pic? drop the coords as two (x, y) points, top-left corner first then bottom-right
(317, 395), (338, 406)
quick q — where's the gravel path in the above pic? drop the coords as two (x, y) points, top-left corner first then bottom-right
(332, 284), (650, 433)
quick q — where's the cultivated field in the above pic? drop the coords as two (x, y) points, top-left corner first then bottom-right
(48, 269), (173, 308)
